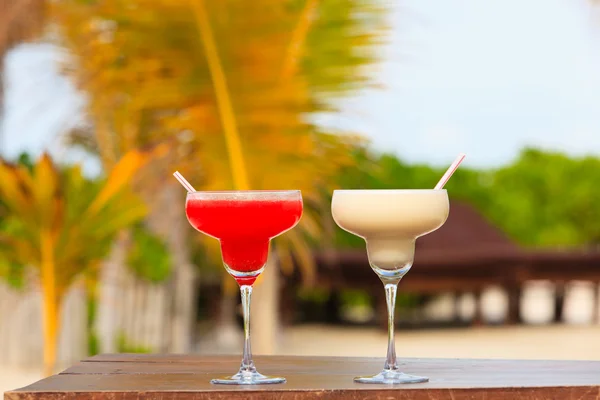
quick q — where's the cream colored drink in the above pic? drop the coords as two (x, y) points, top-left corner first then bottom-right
(331, 189), (450, 384)
(332, 189), (449, 281)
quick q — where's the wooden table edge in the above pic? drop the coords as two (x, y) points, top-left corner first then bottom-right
(6, 386), (600, 400)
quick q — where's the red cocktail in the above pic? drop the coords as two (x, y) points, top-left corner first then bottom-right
(184, 190), (302, 385)
(186, 195), (302, 285)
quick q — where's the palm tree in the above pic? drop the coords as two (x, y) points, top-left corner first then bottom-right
(0, 150), (150, 375)
(49, 0), (388, 352)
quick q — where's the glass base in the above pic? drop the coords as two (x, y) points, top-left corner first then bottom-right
(354, 369), (428, 384)
(211, 370), (286, 385)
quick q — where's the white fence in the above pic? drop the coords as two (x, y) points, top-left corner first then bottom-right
(0, 262), (192, 370)
(0, 280), (87, 369)
(96, 263), (174, 354)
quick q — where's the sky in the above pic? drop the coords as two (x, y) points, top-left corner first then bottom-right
(2, 0), (600, 171)
(320, 0), (600, 166)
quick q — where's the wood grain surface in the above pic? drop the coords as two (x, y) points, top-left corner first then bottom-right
(6, 354), (600, 399)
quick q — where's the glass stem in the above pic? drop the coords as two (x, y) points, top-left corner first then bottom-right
(383, 282), (398, 371)
(240, 285), (256, 372)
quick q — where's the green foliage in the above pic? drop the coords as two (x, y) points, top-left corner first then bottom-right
(340, 289), (371, 307)
(483, 148), (600, 246)
(0, 153), (38, 289)
(0, 259), (25, 289)
(297, 286), (330, 303)
(126, 224), (171, 283)
(17, 153), (34, 172)
(88, 332), (100, 356)
(86, 293), (100, 356)
(396, 293), (425, 310)
(116, 332), (152, 354)
(303, 0), (387, 100)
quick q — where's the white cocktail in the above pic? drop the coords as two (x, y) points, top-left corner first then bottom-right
(332, 189), (449, 384)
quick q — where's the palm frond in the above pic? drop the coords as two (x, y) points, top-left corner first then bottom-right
(51, 0), (390, 282)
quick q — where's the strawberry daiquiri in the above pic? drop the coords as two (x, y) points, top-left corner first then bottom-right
(186, 194), (302, 285)
(184, 190), (302, 385)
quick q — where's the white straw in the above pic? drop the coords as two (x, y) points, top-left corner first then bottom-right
(434, 153), (466, 190)
(173, 171), (196, 193)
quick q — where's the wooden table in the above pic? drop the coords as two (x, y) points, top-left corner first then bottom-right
(6, 354), (600, 399)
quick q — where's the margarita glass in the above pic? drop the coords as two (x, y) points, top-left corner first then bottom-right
(332, 189), (449, 384)
(186, 190), (303, 384)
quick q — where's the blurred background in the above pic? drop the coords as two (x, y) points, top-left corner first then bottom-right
(3, 0), (600, 393)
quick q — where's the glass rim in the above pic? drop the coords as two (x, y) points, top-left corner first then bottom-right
(186, 189), (301, 196)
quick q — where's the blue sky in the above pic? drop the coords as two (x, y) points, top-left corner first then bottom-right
(3, 0), (600, 171)
(320, 0), (600, 166)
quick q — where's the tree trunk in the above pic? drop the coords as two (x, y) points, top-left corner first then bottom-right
(40, 231), (59, 377)
(251, 254), (280, 355)
(41, 285), (60, 376)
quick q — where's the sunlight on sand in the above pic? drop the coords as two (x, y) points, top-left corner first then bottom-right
(280, 324), (600, 360)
